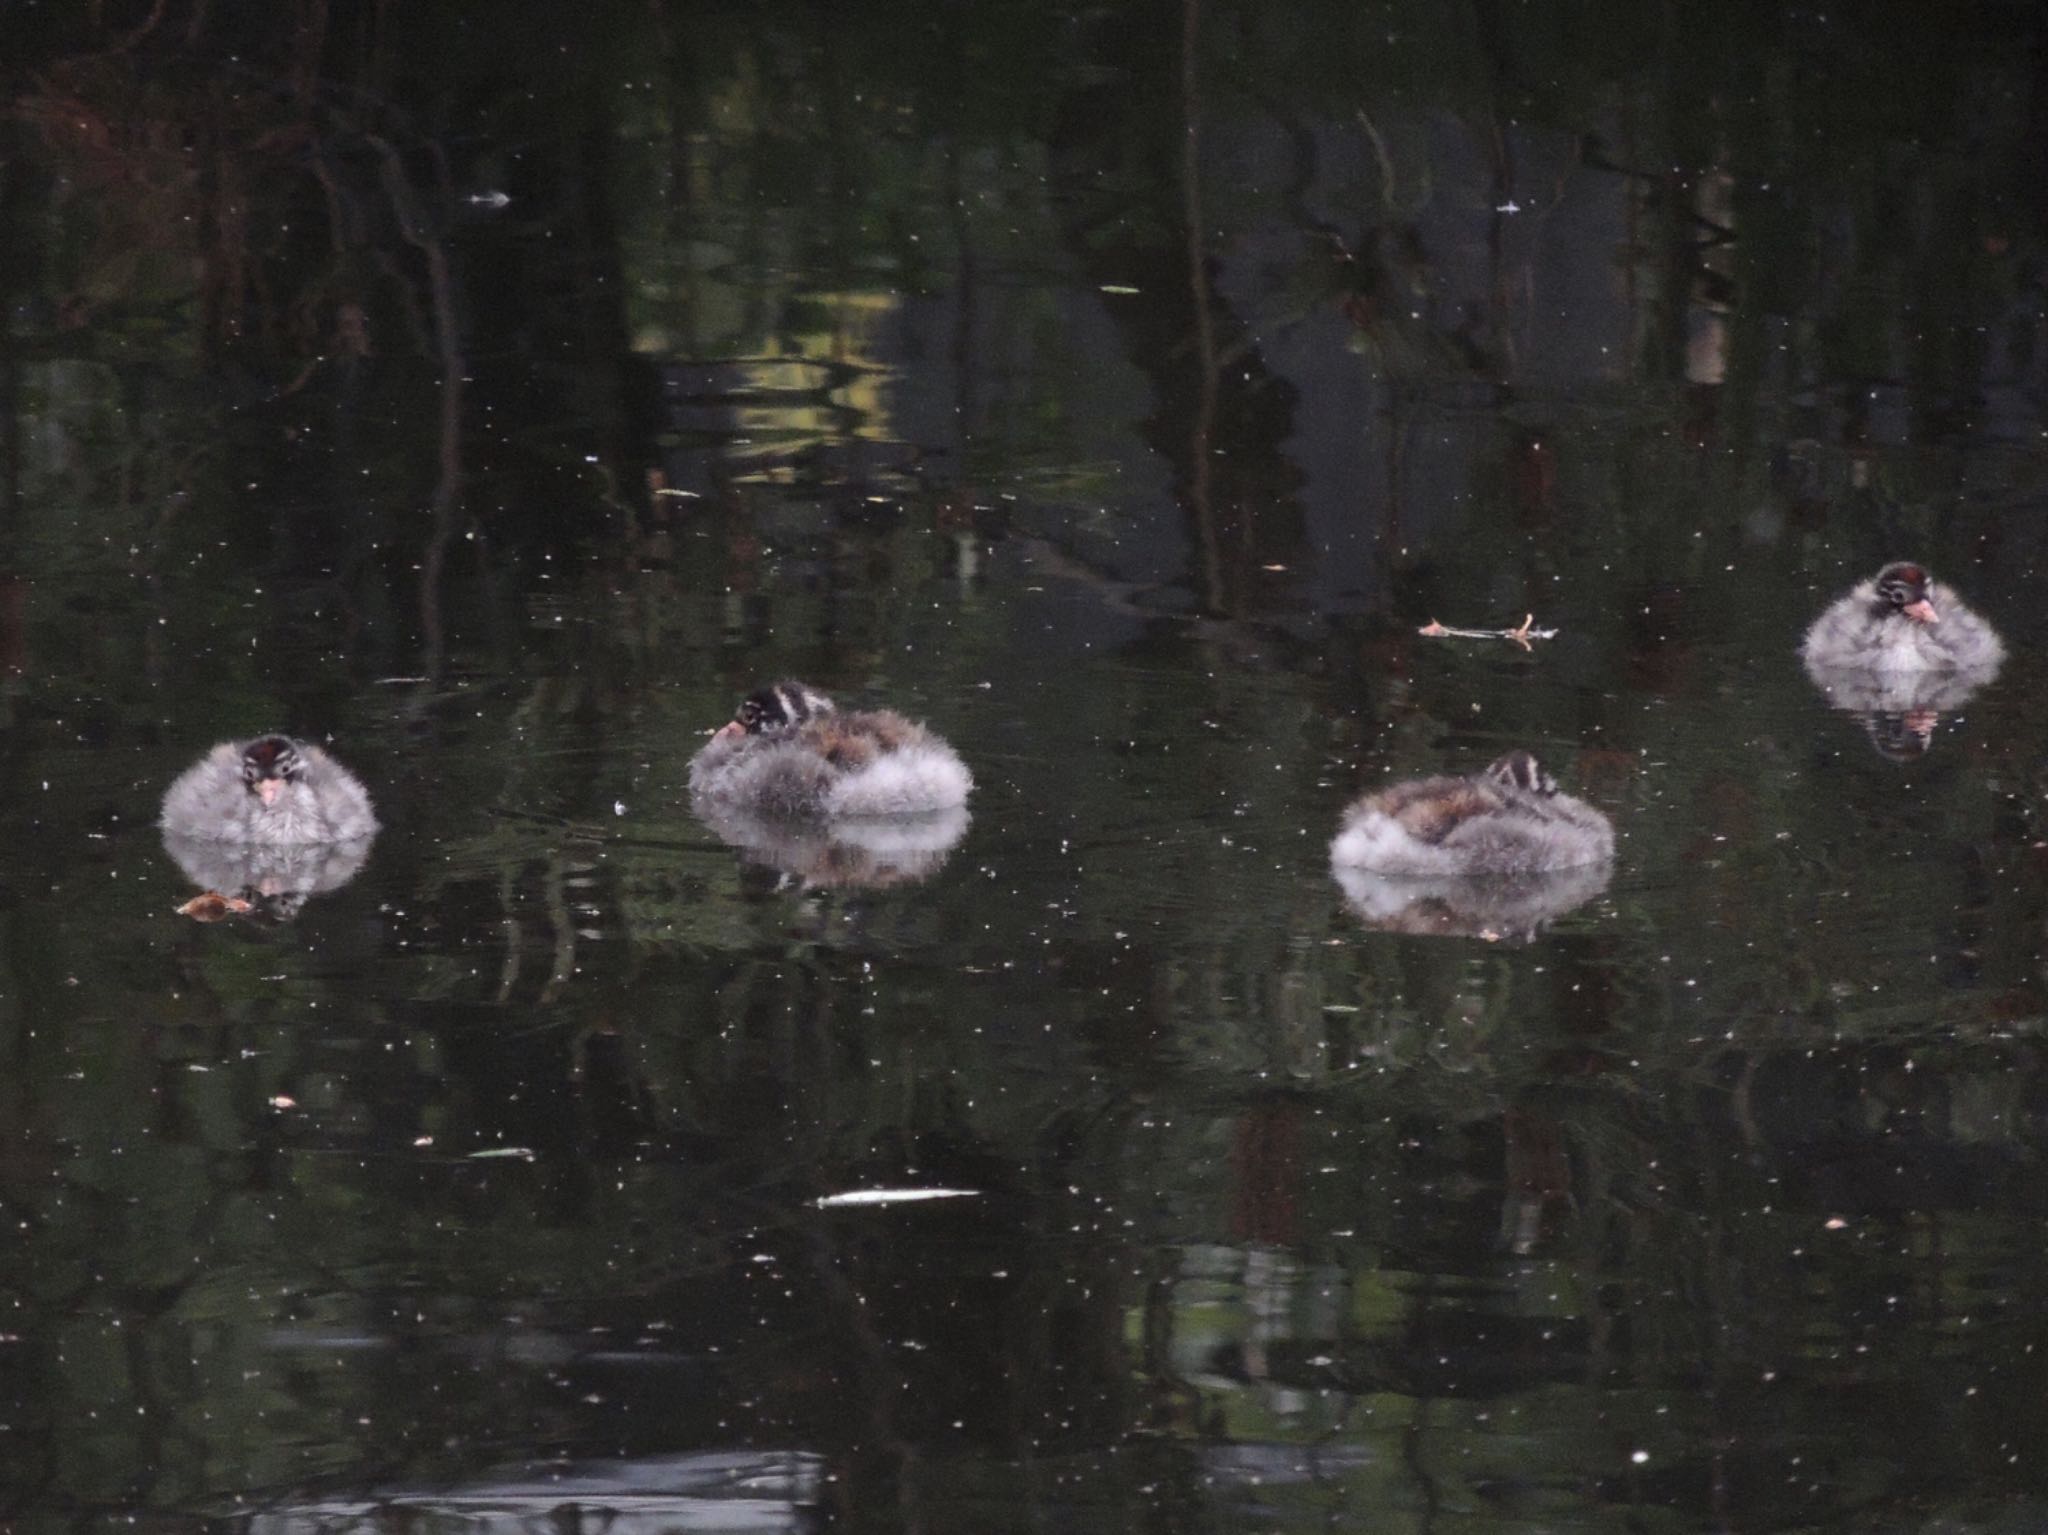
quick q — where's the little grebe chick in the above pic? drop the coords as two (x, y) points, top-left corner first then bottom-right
(687, 681), (973, 817)
(160, 735), (379, 846)
(1801, 562), (2004, 677)
(1330, 750), (1613, 876)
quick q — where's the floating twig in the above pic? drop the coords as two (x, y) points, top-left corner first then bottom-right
(1417, 613), (1556, 653)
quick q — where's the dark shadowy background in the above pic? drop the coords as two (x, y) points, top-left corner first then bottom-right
(5, 1), (2048, 1528)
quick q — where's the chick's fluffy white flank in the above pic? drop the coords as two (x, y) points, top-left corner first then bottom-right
(688, 705), (973, 819)
(1329, 767), (1613, 877)
(822, 745), (974, 816)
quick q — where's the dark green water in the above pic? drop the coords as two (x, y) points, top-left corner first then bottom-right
(6, 2), (2048, 1530)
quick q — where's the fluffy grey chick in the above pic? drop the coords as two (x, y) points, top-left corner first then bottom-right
(160, 735), (379, 846)
(1330, 751), (1614, 876)
(1801, 561), (2004, 678)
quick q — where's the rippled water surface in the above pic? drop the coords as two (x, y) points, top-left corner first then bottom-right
(7, 4), (2048, 1530)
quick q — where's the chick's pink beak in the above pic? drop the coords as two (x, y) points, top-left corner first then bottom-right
(712, 720), (746, 742)
(1902, 599), (1939, 625)
(256, 778), (285, 806)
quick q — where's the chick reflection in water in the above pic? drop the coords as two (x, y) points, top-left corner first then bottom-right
(1333, 861), (1611, 941)
(1804, 666), (1998, 762)
(159, 734), (380, 918)
(161, 833), (375, 920)
(1330, 751), (1613, 940)
(693, 799), (971, 891)
(688, 682), (973, 890)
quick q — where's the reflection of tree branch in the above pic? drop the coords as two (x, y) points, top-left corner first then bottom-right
(303, 151), (359, 253)
(1138, 1264), (1206, 1434)
(1485, 118), (1517, 376)
(1180, 0), (1223, 616)
(1009, 535), (1302, 678)
(1401, 1377), (1443, 1535)
(367, 246), (435, 358)
(797, 1216), (924, 1533)
(96, 0), (172, 55)
(539, 851), (578, 1005)
(494, 863), (524, 1005)
(1013, 535), (1172, 619)
(287, 0), (329, 106)
(366, 133), (464, 682)
(946, 138), (977, 452)
(0, 318), (15, 546)
(1355, 109), (1401, 214)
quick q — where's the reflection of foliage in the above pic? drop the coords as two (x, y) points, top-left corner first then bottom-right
(16, 68), (211, 330)
(10, 2), (634, 388)
(19, 54), (386, 368)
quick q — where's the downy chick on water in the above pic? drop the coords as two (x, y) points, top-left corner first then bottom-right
(687, 682), (973, 817)
(1330, 750), (1613, 877)
(1801, 562), (2004, 678)
(159, 735), (379, 846)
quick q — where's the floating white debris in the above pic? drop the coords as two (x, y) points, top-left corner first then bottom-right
(1099, 284), (1141, 295)
(467, 1147), (536, 1161)
(814, 1187), (980, 1209)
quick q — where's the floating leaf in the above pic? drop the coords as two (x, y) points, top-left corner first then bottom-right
(176, 891), (253, 921)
